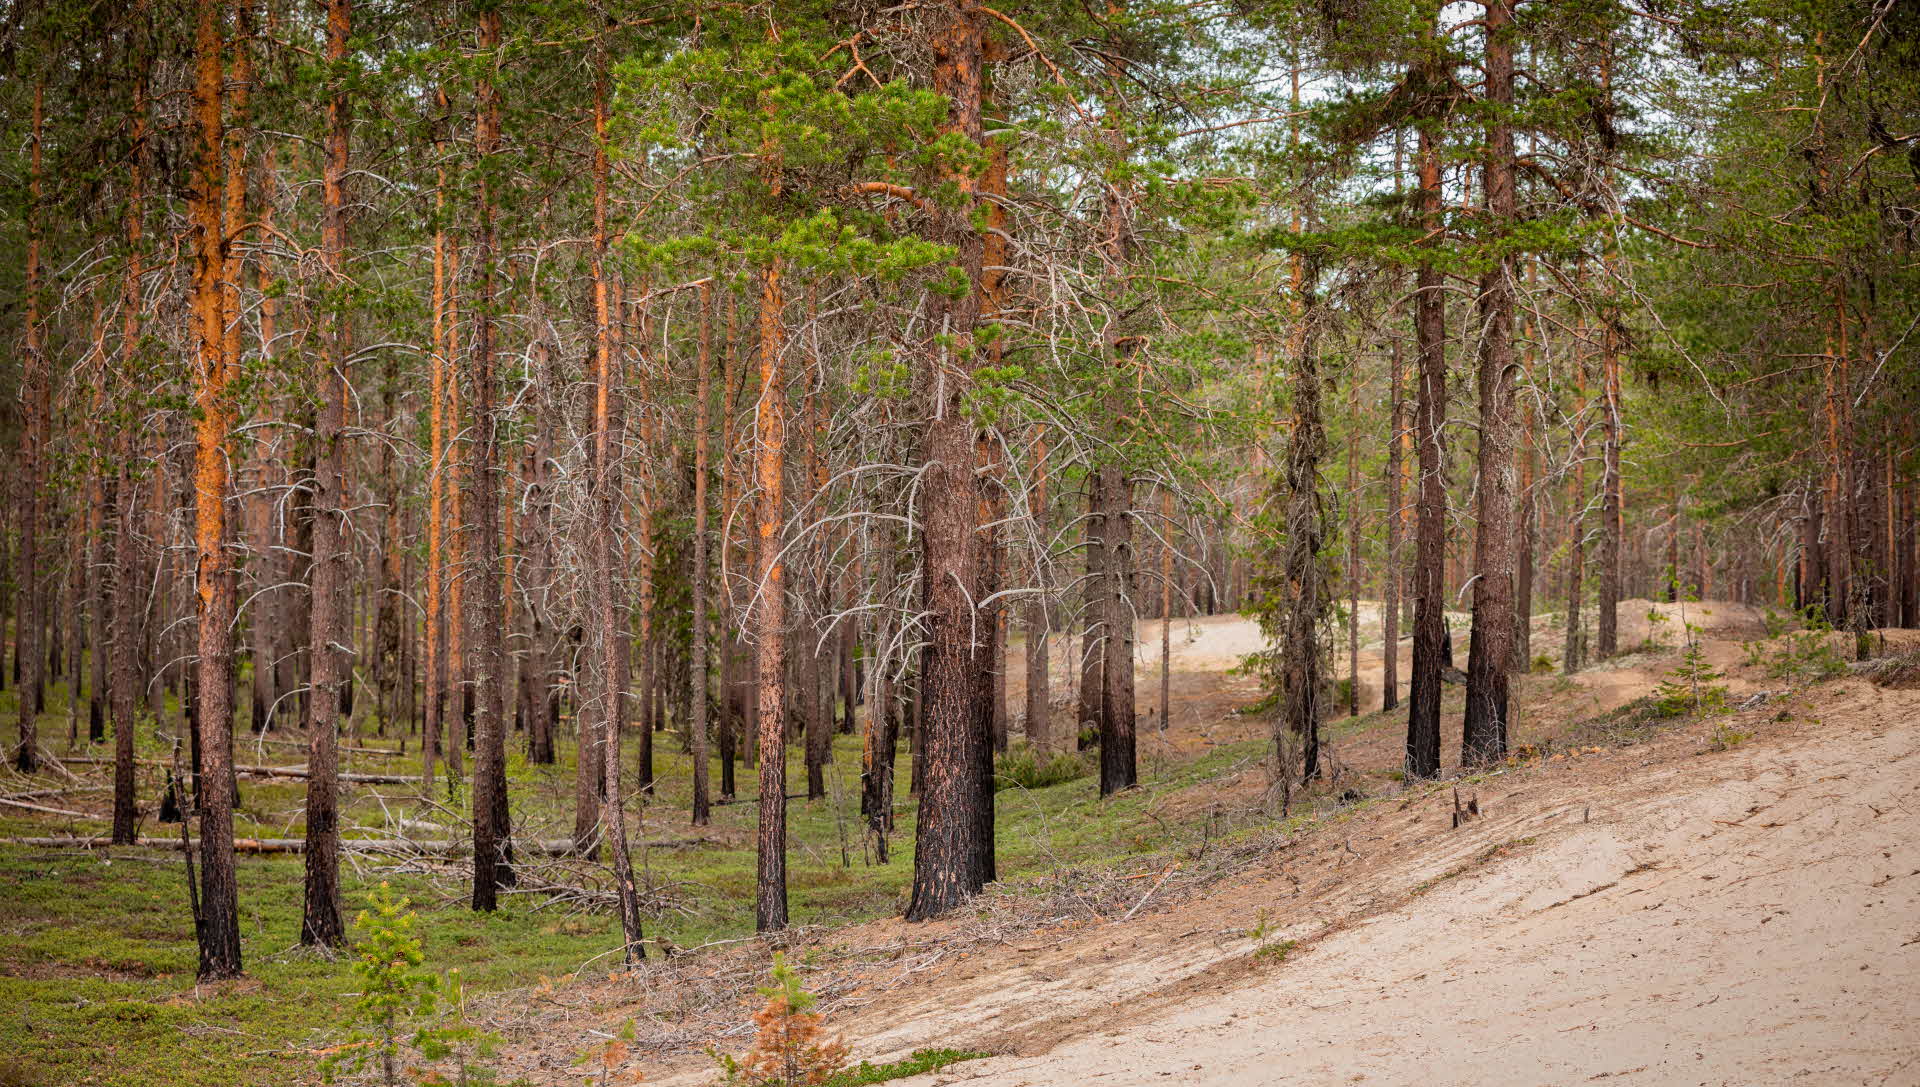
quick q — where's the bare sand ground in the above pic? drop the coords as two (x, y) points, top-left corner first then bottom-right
(887, 694), (1920, 1086)
(501, 603), (1920, 1087)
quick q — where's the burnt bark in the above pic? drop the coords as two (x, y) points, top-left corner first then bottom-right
(906, 0), (994, 922)
(1461, 0), (1517, 768)
(1405, 98), (1448, 781)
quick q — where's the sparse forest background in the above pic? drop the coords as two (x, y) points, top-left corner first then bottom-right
(0, 0), (1915, 1082)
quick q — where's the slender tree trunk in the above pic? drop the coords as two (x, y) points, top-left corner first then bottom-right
(1159, 488), (1173, 732)
(87, 372), (109, 743)
(423, 109), (452, 796)
(110, 38), (147, 843)
(753, 250), (789, 931)
(1406, 92), (1448, 780)
(1565, 317), (1589, 675)
(1077, 472), (1106, 749)
(469, 7), (512, 911)
(1098, 417), (1136, 794)
(14, 81), (44, 773)
(1823, 278), (1853, 631)
(690, 283), (713, 826)
(190, 0), (242, 979)
(111, 452), (139, 843)
(804, 374), (829, 800)
(1596, 274), (1624, 656)
(1383, 293), (1403, 711)
(1515, 267), (1538, 669)
(1280, 243), (1330, 783)
(300, 0), (350, 949)
(1345, 357), (1360, 718)
(1025, 434), (1050, 749)
(861, 587), (898, 862)
(244, 150), (282, 736)
(589, 44), (643, 956)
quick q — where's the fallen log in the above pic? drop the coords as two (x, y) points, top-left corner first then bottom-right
(248, 736), (404, 757)
(1, 835), (724, 855)
(0, 797), (94, 819)
(1, 835), (580, 855)
(50, 756), (415, 785)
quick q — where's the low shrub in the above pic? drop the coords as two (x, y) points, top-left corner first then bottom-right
(994, 749), (1091, 792)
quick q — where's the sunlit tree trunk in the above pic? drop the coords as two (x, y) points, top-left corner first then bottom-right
(190, 0), (242, 979)
(753, 251), (789, 931)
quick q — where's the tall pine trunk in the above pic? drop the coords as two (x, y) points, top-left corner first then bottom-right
(468, 7), (512, 911)
(190, 0), (242, 979)
(1406, 90), (1448, 780)
(301, 0), (350, 949)
(752, 250), (789, 931)
(1462, 0), (1517, 768)
(690, 283), (714, 826)
(14, 81), (44, 773)
(906, 0), (993, 922)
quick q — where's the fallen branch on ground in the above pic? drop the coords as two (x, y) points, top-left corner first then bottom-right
(52, 757), (415, 785)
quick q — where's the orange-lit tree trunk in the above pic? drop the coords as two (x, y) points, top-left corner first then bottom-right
(190, 0), (242, 980)
(752, 252), (789, 930)
(301, 0), (350, 949)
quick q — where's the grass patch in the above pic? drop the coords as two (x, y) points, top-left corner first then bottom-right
(824, 1047), (990, 1086)
(0, 657), (1288, 1086)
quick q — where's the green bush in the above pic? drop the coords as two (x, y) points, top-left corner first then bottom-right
(994, 748), (1090, 792)
(320, 885), (506, 1087)
(1764, 630), (1847, 682)
(1652, 628), (1729, 718)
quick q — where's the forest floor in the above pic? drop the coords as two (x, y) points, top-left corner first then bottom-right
(2, 600), (1917, 1085)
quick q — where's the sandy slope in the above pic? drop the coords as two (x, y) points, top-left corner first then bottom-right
(524, 605), (1920, 1087)
(891, 685), (1920, 1085)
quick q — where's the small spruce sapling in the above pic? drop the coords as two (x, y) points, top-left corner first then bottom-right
(321, 884), (503, 1087)
(1653, 623), (1728, 718)
(717, 953), (848, 1086)
(321, 883), (439, 1086)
